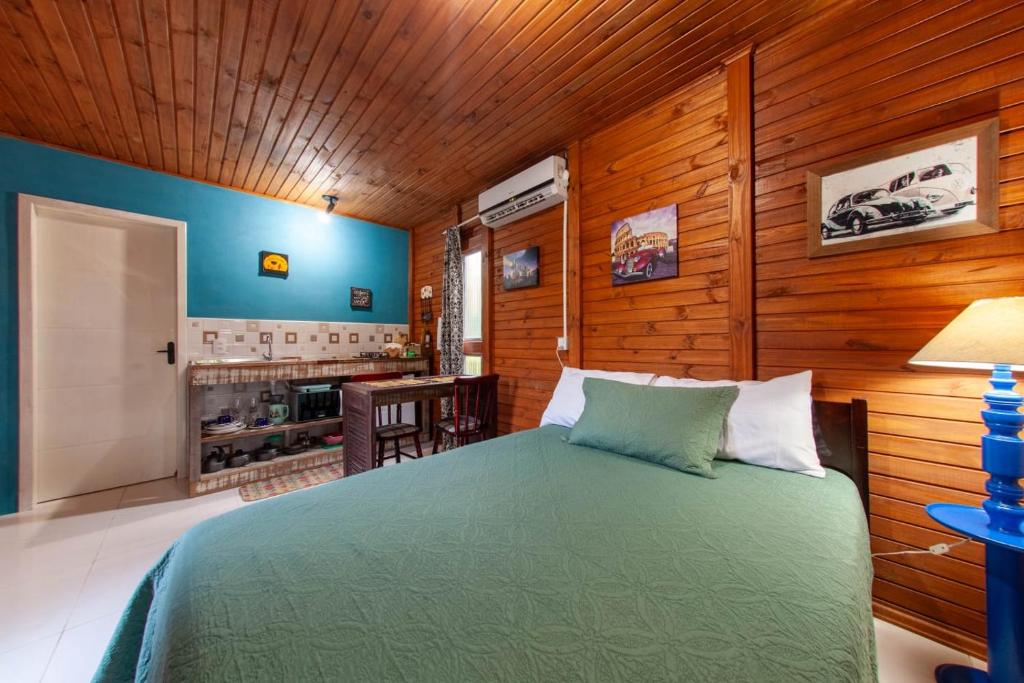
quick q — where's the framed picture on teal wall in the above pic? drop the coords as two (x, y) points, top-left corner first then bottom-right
(350, 287), (372, 310)
(259, 251), (289, 278)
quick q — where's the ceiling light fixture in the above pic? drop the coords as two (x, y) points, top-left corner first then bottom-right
(319, 194), (339, 223)
(323, 194), (338, 214)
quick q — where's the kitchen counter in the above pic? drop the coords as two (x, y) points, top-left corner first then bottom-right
(191, 355), (422, 366)
(188, 356), (429, 386)
(186, 354), (432, 496)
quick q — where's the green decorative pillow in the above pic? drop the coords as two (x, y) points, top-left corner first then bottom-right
(568, 378), (739, 478)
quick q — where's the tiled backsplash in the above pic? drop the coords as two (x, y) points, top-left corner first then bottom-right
(187, 318), (410, 362)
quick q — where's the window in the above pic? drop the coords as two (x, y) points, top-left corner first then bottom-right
(462, 251), (483, 375)
(918, 164), (952, 181)
(463, 355), (483, 376)
(889, 173), (913, 192)
(852, 189), (889, 204)
(463, 251), (482, 340)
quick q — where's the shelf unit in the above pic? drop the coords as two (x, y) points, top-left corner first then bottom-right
(194, 447), (345, 496)
(187, 356), (430, 497)
(200, 415), (344, 445)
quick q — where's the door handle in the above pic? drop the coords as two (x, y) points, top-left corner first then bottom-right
(156, 341), (176, 365)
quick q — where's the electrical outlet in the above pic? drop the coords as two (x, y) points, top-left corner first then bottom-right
(259, 332), (273, 344)
(556, 337), (568, 351)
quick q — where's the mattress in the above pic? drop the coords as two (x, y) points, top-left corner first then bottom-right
(95, 425), (876, 682)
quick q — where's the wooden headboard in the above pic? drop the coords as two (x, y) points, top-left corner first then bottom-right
(812, 399), (869, 515)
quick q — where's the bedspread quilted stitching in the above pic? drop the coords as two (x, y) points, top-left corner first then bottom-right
(94, 426), (877, 683)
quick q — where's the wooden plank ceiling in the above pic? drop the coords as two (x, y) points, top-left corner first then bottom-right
(0, 0), (834, 227)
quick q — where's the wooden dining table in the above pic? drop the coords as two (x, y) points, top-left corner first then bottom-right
(341, 374), (498, 475)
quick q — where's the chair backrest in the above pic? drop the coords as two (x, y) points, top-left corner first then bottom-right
(452, 374), (499, 436)
(351, 372), (403, 424)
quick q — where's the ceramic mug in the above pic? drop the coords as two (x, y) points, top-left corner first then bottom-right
(268, 403), (290, 425)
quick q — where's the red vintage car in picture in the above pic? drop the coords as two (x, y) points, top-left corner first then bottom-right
(613, 239), (665, 280)
(610, 205), (678, 285)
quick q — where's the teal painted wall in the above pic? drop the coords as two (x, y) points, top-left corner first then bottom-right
(0, 136), (409, 513)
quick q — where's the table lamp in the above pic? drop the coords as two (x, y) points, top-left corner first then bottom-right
(909, 297), (1024, 683)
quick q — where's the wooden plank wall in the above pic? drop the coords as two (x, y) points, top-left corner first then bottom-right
(491, 205), (565, 432)
(410, 199), (564, 433)
(579, 70), (733, 379)
(411, 68), (736, 428)
(752, 0), (1024, 657)
(409, 208), (453, 369)
(409, 0), (1023, 656)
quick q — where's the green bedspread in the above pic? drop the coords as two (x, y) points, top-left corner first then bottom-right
(95, 426), (876, 682)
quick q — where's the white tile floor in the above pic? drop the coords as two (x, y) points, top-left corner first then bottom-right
(0, 477), (987, 682)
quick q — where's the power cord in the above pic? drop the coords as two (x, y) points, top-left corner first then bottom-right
(871, 537), (970, 558)
(555, 347), (565, 368)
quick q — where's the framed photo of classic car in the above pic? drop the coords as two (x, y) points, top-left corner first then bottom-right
(611, 204), (678, 285)
(806, 118), (998, 258)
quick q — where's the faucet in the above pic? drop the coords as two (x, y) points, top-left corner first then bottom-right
(262, 340), (273, 361)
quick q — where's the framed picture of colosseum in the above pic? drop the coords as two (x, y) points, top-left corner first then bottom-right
(611, 204), (678, 286)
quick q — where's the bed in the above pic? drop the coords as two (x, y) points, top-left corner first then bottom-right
(95, 400), (875, 682)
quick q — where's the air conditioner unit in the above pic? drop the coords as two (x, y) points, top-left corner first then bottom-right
(478, 156), (568, 228)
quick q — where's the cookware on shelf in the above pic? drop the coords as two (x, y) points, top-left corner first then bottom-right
(227, 450), (251, 468)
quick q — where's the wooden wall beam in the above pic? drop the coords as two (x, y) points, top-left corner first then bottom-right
(567, 141), (583, 368)
(725, 46), (755, 380)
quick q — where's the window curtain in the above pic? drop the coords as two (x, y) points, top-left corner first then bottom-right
(439, 227), (464, 423)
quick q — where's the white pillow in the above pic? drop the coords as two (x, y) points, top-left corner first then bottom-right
(651, 371), (823, 477)
(540, 367), (655, 428)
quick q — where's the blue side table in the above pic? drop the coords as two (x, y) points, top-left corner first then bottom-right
(926, 505), (1024, 682)
(924, 363), (1024, 683)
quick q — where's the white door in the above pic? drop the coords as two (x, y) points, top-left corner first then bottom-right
(26, 201), (182, 502)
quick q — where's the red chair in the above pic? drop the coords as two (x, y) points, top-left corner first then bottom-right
(433, 374), (499, 452)
(351, 372), (423, 467)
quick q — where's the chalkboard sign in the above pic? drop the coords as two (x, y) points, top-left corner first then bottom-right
(350, 287), (372, 310)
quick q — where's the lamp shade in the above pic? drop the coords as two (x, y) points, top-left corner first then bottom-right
(910, 297), (1024, 371)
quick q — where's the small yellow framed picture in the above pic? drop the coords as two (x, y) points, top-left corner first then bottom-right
(259, 251), (289, 278)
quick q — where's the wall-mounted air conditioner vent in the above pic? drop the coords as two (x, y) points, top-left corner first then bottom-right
(479, 156), (568, 228)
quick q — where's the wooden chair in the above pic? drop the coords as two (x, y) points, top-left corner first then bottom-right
(351, 372), (423, 467)
(433, 374), (499, 452)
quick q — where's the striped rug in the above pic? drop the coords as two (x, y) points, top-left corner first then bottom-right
(239, 462), (345, 502)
